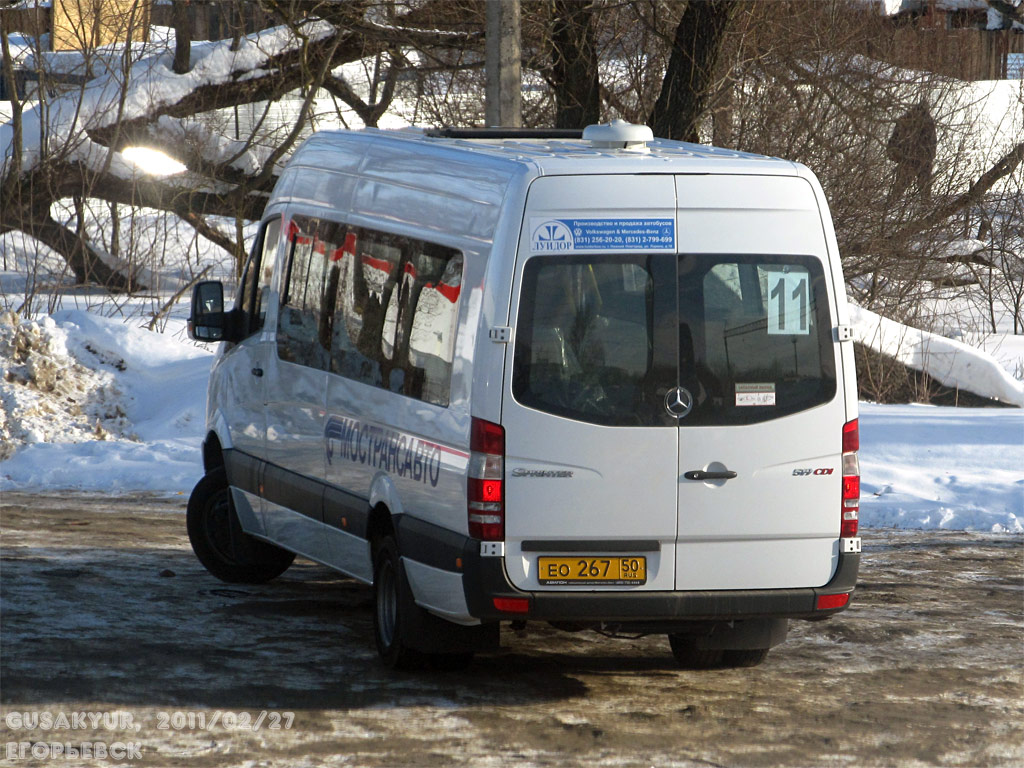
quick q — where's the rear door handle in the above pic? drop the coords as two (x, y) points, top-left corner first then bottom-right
(251, 367), (264, 377)
(684, 470), (737, 481)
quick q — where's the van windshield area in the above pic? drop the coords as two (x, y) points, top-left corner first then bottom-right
(512, 254), (836, 427)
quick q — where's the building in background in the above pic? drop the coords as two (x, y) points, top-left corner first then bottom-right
(51, 0), (150, 51)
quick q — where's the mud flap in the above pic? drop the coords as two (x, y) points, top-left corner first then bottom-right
(397, 559), (499, 654)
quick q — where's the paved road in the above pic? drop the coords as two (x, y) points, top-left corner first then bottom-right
(1, 493), (1021, 767)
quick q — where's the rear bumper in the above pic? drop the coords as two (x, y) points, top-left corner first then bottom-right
(392, 516), (859, 628)
(461, 541), (860, 625)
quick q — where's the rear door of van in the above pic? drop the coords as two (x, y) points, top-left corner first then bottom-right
(502, 173), (845, 595)
(501, 175), (680, 592)
(672, 175), (844, 589)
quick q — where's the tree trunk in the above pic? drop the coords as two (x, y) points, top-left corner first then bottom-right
(551, 0), (601, 129)
(172, 0), (191, 74)
(649, 0), (736, 143)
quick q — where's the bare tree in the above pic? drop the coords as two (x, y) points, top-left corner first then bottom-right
(1, 1), (481, 305)
(693, 1), (1024, 327)
(548, 0), (601, 129)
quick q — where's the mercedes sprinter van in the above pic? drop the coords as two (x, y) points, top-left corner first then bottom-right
(187, 120), (861, 670)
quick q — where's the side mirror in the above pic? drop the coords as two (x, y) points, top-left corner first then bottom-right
(188, 281), (226, 342)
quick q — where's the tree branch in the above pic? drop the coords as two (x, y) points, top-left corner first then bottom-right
(180, 213), (239, 256)
(26, 214), (135, 291)
(846, 141), (1024, 260)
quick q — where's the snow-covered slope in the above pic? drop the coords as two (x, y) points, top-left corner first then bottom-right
(850, 304), (1024, 406)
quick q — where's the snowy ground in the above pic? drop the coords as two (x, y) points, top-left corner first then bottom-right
(0, 309), (1020, 533)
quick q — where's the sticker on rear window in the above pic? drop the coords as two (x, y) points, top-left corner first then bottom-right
(736, 382), (776, 407)
(530, 218), (676, 253)
(766, 271), (811, 335)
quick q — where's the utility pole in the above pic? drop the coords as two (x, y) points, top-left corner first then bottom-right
(485, 0), (521, 127)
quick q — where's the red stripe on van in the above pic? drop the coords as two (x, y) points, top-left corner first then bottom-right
(420, 440), (469, 459)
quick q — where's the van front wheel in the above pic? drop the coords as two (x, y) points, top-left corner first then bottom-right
(186, 468), (295, 584)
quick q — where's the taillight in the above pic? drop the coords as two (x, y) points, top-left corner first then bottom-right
(841, 419), (860, 538)
(468, 418), (504, 541)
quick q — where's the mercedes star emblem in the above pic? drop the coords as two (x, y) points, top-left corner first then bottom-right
(664, 386), (693, 418)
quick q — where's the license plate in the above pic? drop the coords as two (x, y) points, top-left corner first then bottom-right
(537, 556), (647, 586)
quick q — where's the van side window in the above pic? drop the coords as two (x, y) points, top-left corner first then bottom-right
(330, 227), (462, 406)
(276, 215), (464, 406)
(277, 217), (330, 370)
(237, 253), (259, 332)
(255, 216), (280, 330)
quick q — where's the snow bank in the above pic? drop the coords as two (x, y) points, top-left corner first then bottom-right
(850, 303), (1024, 406)
(859, 402), (1023, 532)
(0, 310), (212, 494)
(0, 311), (131, 453)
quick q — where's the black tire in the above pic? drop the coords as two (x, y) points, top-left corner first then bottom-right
(186, 468), (295, 584)
(722, 648), (770, 668)
(668, 634), (723, 669)
(373, 536), (428, 671)
(427, 652), (475, 672)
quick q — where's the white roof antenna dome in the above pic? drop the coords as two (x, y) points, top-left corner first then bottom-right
(583, 119), (654, 152)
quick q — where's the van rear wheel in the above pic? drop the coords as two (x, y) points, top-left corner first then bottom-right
(722, 648), (770, 667)
(373, 536), (427, 670)
(186, 468), (295, 584)
(668, 634), (723, 669)
(373, 536), (475, 672)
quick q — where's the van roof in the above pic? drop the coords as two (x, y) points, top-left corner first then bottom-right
(297, 126), (803, 179)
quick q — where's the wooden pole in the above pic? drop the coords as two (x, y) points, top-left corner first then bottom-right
(485, 0), (521, 127)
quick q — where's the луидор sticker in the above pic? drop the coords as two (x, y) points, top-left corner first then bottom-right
(735, 382), (776, 407)
(529, 218), (675, 253)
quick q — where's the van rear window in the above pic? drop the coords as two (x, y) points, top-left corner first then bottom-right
(512, 254), (836, 427)
(680, 254), (836, 425)
(512, 255), (678, 427)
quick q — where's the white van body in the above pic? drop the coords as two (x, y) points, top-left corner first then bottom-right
(189, 122), (861, 668)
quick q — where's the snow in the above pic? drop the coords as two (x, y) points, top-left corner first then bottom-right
(859, 401), (1023, 532)
(850, 303), (1024, 406)
(0, 307), (1020, 534)
(0, 310), (212, 494)
(1, 20), (336, 179)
